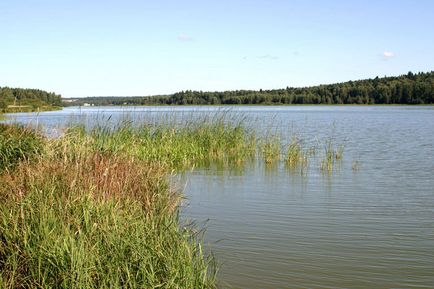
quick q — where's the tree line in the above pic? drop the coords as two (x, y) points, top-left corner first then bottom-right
(0, 87), (62, 111)
(65, 71), (434, 106)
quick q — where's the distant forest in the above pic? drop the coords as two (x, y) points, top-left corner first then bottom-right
(66, 71), (434, 106)
(0, 87), (62, 112)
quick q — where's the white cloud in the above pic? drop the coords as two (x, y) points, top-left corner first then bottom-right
(383, 51), (395, 58)
(177, 34), (193, 42)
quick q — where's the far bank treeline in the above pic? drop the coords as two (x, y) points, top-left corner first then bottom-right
(0, 87), (62, 112)
(67, 71), (434, 106)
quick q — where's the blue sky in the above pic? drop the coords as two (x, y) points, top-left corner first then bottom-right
(1, 0), (433, 98)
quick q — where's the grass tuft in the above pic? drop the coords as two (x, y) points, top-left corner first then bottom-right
(0, 124), (44, 172)
(284, 137), (309, 172)
(0, 151), (216, 288)
(320, 138), (344, 173)
(261, 135), (281, 164)
(62, 119), (258, 170)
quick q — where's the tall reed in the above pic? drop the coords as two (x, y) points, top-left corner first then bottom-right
(320, 138), (344, 173)
(0, 124), (44, 172)
(62, 119), (257, 169)
(284, 137), (309, 174)
(0, 149), (217, 288)
(260, 135), (281, 164)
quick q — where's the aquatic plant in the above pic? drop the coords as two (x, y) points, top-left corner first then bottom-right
(60, 117), (258, 170)
(284, 137), (309, 171)
(0, 117), (261, 288)
(260, 135), (281, 164)
(0, 150), (217, 288)
(0, 124), (44, 172)
(320, 138), (344, 173)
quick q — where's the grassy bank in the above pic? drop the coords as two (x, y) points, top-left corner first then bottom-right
(0, 154), (216, 288)
(0, 123), (224, 288)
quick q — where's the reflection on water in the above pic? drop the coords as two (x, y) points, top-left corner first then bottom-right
(6, 105), (434, 288)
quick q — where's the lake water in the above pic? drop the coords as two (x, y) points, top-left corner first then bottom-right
(6, 106), (434, 288)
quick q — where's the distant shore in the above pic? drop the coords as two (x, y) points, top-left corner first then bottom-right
(1, 105), (62, 113)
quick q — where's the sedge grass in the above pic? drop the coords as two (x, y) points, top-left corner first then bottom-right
(0, 124), (44, 172)
(61, 119), (257, 170)
(0, 118), (258, 289)
(0, 147), (217, 288)
(260, 135), (281, 164)
(320, 138), (344, 173)
(284, 137), (309, 173)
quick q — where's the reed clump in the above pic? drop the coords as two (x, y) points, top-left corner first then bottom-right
(320, 139), (344, 173)
(261, 136), (281, 164)
(284, 137), (309, 172)
(0, 124), (44, 172)
(62, 120), (257, 169)
(0, 124), (217, 288)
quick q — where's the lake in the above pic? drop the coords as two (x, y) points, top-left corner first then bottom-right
(6, 106), (434, 288)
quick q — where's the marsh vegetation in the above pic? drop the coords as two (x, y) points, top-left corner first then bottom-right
(0, 114), (346, 288)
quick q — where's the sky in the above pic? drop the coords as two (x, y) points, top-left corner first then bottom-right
(1, 0), (434, 98)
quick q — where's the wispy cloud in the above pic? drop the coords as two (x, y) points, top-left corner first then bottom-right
(382, 51), (395, 59)
(242, 54), (279, 61)
(177, 34), (193, 42)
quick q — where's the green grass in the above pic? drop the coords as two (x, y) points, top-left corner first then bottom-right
(0, 117), (262, 289)
(62, 119), (257, 170)
(0, 153), (216, 288)
(0, 118), (260, 288)
(0, 122), (226, 288)
(284, 137), (309, 174)
(260, 135), (281, 164)
(0, 124), (44, 172)
(320, 138), (344, 173)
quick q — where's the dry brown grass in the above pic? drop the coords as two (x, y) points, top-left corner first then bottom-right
(0, 152), (179, 217)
